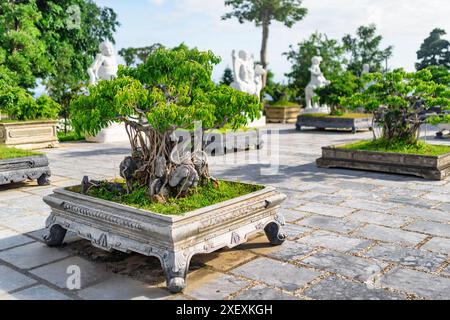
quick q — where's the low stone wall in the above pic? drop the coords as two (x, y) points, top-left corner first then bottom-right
(296, 115), (373, 133)
(0, 120), (58, 150)
(317, 144), (450, 180)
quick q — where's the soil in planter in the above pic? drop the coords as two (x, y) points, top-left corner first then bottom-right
(340, 139), (450, 156)
(0, 145), (41, 159)
(268, 101), (301, 108)
(69, 180), (264, 216)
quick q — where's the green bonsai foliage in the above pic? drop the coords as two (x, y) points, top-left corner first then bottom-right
(343, 68), (450, 144)
(70, 45), (261, 200)
(314, 71), (362, 115)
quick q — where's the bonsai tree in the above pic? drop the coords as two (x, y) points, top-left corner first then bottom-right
(70, 45), (261, 199)
(342, 68), (450, 144)
(314, 71), (362, 115)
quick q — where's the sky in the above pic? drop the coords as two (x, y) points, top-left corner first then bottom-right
(94, 0), (450, 83)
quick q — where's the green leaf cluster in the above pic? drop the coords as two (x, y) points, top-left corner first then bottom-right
(70, 46), (262, 136)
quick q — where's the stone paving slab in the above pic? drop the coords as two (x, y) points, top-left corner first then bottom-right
(393, 207), (450, 223)
(266, 241), (315, 261)
(303, 276), (405, 300)
(381, 268), (450, 300)
(234, 284), (300, 300)
(231, 257), (321, 292)
(346, 210), (410, 228)
(298, 230), (372, 253)
(29, 256), (112, 290)
(294, 203), (355, 218)
(0, 285), (71, 300)
(405, 221), (450, 238)
(0, 242), (70, 270)
(363, 244), (448, 272)
(0, 265), (37, 294)
(421, 237), (450, 255)
(298, 215), (360, 234)
(301, 251), (387, 282)
(355, 224), (428, 246)
(0, 229), (35, 251)
(282, 223), (312, 240)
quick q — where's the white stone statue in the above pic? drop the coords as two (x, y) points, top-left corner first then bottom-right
(230, 50), (266, 100)
(87, 41), (118, 85)
(304, 56), (331, 114)
(362, 63), (371, 75)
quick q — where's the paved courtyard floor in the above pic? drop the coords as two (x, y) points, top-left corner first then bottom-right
(0, 124), (449, 300)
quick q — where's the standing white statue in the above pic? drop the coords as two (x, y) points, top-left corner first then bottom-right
(304, 56), (331, 114)
(85, 41), (126, 143)
(87, 41), (118, 85)
(230, 50), (266, 100)
(362, 63), (371, 75)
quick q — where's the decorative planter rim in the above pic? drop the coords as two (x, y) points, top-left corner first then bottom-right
(266, 105), (301, 110)
(325, 141), (450, 159)
(0, 154), (47, 165)
(299, 114), (373, 120)
(46, 181), (278, 223)
(0, 119), (58, 126)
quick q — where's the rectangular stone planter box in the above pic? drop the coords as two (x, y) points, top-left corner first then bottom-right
(317, 143), (450, 180)
(42, 183), (287, 293)
(203, 129), (262, 156)
(266, 106), (300, 124)
(0, 120), (59, 150)
(0, 155), (51, 186)
(296, 114), (373, 133)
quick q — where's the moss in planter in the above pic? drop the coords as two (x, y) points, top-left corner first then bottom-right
(268, 100), (300, 108)
(301, 113), (371, 119)
(0, 145), (41, 159)
(340, 139), (450, 156)
(57, 131), (86, 142)
(70, 180), (264, 216)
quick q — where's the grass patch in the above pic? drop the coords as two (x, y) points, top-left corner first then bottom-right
(70, 180), (264, 216)
(0, 145), (40, 160)
(58, 131), (85, 142)
(340, 139), (450, 156)
(301, 113), (371, 119)
(0, 118), (53, 123)
(268, 100), (300, 108)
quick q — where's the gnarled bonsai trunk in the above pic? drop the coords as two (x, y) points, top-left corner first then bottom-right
(119, 120), (211, 200)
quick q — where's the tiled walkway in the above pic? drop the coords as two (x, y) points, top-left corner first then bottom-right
(0, 124), (449, 300)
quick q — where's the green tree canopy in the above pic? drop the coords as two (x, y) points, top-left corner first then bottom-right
(416, 28), (450, 70)
(284, 32), (345, 99)
(222, 0), (307, 71)
(220, 67), (234, 86)
(0, 0), (51, 90)
(118, 44), (164, 67)
(342, 24), (393, 75)
(70, 45), (261, 198)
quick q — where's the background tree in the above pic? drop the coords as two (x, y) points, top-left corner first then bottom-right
(222, 0), (308, 74)
(342, 24), (393, 75)
(416, 28), (450, 70)
(70, 45), (261, 199)
(119, 44), (164, 66)
(285, 32), (344, 101)
(0, 0), (51, 91)
(220, 67), (234, 86)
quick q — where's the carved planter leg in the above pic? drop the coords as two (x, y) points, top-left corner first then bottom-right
(161, 251), (192, 293)
(264, 222), (286, 246)
(44, 225), (67, 247)
(37, 173), (50, 186)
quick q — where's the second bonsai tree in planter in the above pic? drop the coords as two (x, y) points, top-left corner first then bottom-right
(265, 83), (301, 124)
(317, 68), (450, 180)
(42, 46), (287, 293)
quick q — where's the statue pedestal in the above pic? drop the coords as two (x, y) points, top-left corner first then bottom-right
(247, 112), (266, 128)
(85, 123), (128, 144)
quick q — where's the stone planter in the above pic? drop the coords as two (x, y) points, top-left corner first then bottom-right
(0, 155), (51, 186)
(296, 114), (373, 133)
(42, 184), (286, 293)
(317, 143), (450, 180)
(0, 120), (59, 150)
(266, 106), (301, 124)
(203, 129), (263, 156)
